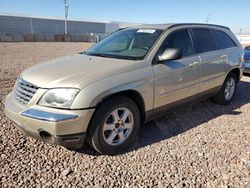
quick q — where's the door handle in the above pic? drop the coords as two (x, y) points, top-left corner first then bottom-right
(220, 55), (228, 59)
(189, 61), (199, 67)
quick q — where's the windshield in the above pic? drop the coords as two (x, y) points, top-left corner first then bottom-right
(85, 28), (163, 60)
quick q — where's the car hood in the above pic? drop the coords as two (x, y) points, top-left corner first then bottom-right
(20, 54), (143, 88)
(244, 50), (250, 59)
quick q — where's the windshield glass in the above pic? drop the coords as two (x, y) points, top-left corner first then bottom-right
(85, 28), (163, 60)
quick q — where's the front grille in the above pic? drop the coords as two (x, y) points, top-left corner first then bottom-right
(14, 78), (38, 105)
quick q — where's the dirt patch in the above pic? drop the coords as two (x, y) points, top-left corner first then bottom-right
(0, 42), (249, 187)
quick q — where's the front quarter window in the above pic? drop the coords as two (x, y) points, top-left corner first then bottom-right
(85, 28), (163, 60)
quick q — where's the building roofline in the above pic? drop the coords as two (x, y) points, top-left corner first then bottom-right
(0, 12), (115, 24)
(0, 13), (232, 31)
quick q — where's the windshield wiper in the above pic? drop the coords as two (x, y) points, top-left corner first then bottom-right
(78, 51), (86, 54)
(86, 52), (112, 58)
(85, 52), (141, 60)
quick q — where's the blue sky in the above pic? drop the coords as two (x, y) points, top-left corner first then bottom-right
(0, 0), (249, 34)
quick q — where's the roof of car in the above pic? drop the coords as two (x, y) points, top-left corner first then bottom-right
(133, 24), (175, 30)
(131, 23), (230, 30)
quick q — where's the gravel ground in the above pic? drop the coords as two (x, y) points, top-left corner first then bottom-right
(0, 42), (249, 187)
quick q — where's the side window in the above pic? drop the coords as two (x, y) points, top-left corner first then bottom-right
(214, 30), (237, 49)
(160, 29), (193, 57)
(192, 29), (217, 53)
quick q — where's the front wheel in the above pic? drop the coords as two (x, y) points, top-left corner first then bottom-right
(212, 72), (238, 105)
(87, 96), (140, 155)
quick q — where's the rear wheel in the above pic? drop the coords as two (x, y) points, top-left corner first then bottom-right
(87, 96), (140, 155)
(212, 72), (237, 105)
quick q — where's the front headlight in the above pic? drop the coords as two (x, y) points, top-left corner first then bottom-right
(38, 88), (80, 109)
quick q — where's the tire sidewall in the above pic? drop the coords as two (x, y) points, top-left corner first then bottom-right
(223, 73), (237, 104)
(89, 96), (140, 155)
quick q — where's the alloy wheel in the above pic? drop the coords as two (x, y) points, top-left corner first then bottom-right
(102, 108), (134, 146)
(224, 77), (236, 101)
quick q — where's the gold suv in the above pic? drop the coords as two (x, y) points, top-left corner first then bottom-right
(5, 23), (243, 155)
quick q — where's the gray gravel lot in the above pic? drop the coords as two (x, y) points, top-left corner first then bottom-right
(0, 42), (249, 187)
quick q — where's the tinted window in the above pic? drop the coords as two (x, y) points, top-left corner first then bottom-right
(160, 29), (193, 57)
(192, 29), (217, 53)
(214, 30), (237, 49)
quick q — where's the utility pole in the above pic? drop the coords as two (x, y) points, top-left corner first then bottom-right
(205, 15), (210, 23)
(239, 28), (243, 43)
(239, 28), (243, 35)
(64, 0), (69, 35)
(30, 17), (33, 34)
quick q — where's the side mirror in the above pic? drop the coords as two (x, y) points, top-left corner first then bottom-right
(157, 48), (182, 62)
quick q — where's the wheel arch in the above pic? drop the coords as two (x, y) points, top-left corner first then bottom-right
(93, 90), (146, 126)
(227, 67), (241, 82)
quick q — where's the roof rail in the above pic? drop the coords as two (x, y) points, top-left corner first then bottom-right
(168, 23), (230, 30)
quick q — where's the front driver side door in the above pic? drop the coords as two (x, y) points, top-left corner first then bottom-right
(153, 29), (201, 109)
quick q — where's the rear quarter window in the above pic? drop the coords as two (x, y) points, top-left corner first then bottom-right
(214, 30), (237, 49)
(192, 29), (217, 53)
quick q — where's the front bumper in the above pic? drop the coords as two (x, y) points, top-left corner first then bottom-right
(243, 62), (250, 74)
(4, 92), (95, 149)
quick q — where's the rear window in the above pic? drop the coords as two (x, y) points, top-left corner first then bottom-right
(214, 30), (237, 49)
(192, 29), (217, 53)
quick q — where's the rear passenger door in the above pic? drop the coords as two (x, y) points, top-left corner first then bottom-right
(192, 28), (228, 93)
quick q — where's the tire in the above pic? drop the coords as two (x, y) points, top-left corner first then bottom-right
(87, 96), (140, 155)
(212, 72), (238, 105)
